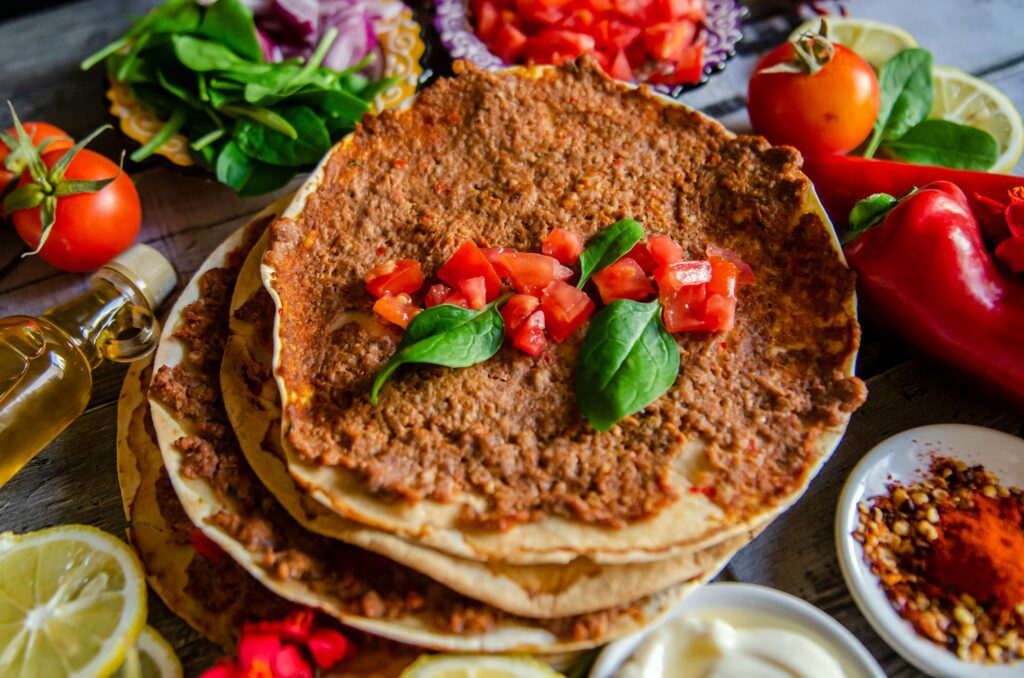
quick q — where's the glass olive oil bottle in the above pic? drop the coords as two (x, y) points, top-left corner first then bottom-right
(0, 245), (175, 488)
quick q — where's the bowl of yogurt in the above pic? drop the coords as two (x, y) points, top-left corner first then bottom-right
(589, 582), (884, 678)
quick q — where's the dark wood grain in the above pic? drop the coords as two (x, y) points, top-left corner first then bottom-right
(1, 0), (1022, 675)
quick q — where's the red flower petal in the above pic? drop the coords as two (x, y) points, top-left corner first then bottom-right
(272, 645), (313, 678)
(996, 236), (1024, 273)
(306, 628), (351, 669)
(199, 664), (239, 678)
(244, 609), (315, 643)
(243, 660), (274, 678)
(1006, 202), (1024, 238)
(239, 633), (282, 670)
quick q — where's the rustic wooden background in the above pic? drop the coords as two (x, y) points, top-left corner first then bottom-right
(1, 0), (1023, 675)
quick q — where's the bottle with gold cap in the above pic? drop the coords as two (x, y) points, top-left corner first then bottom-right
(0, 244), (176, 488)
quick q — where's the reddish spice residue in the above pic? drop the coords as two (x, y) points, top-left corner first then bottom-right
(391, 158), (407, 168)
(928, 493), (1024, 612)
(689, 486), (716, 498)
(375, 246), (386, 256)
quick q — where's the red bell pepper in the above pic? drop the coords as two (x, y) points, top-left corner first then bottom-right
(844, 181), (1024, 409)
(802, 155), (1024, 229)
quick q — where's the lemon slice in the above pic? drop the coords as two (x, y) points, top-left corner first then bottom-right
(113, 627), (183, 678)
(0, 525), (147, 678)
(400, 655), (566, 678)
(930, 65), (1024, 173)
(789, 17), (917, 69)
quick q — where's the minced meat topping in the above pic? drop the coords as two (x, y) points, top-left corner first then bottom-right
(265, 58), (866, 529)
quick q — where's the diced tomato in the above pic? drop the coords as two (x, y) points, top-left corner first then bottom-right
(474, 0), (502, 41)
(593, 19), (642, 49)
(445, 293), (470, 309)
(514, 0), (568, 25)
(643, 21), (697, 61)
(189, 527), (226, 563)
(703, 294), (736, 332)
(584, 0), (615, 13)
(458, 276), (488, 309)
(372, 293), (421, 329)
(364, 259), (423, 298)
(501, 294), (541, 335)
(653, 259), (711, 292)
(490, 24), (528, 63)
(525, 29), (596, 65)
(707, 256), (739, 298)
(650, 0), (704, 22)
(661, 284), (706, 332)
(591, 257), (655, 303)
(499, 252), (567, 296)
(706, 244), (755, 284)
(648, 40), (704, 85)
(541, 280), (595, 342)
(563, 9), (596, 30)
(425, 283), (454, 308)
(513, 310), (547, 356)
(610, 50), (634, 80)
(554, 262), (574, 282)
(648, 234), (684, 267)
(481, 246), (517, 276)
(542, 228), (584, 265)
(613, 0), (653, 21)
(438, 241), (502, 300)
(625, 241), (657, 273)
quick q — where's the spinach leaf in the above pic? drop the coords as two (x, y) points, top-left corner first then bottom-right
(239, 162), (296, 197)
(233, 105), (329, 166)
(197, 0), (262, 63)
(214, 140), (252, 190)
(881, 119), (999, 171)
(843, 192), (898, 244)
(370, 300), (508, 404)
(577, 219), (645, 289)
(864, 48), (933, 157)
(574, 299), (679, 432)
(171, 35), (270, 74)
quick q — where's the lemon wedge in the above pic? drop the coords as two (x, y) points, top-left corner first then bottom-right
(789, 17), (917, 69)
(400, 655), (566, 678)
(113, 626), (183, 678)
(930, 65), (1024, 173)
(0, 525), (147, 678)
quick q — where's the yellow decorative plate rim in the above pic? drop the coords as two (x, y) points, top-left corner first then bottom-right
(106, 4), (426, 168)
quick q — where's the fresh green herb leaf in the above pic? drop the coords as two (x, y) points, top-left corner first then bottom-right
(221, 103), (298, 138)
(215, 140), (252, 190)
(881, 118), (999, 171)
(577, 219), (645, 288)
(238, 161), (296, 197)
(232, 105), (329, 165)
(196, 0), (262, 62)
(574, 299), (679, 432)
(864, 48), (933, 158)
(370, 300), (508, 405)
(170, 35), (270, 74)
(843, 192), (898, 244)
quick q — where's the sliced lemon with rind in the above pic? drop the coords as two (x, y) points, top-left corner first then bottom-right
(931, 65), (1024, 173)
(0, 525), (147, 678)
(400, 655), (566, 678)
(789, 17), (917, 69)
(113, 626), (183, 678)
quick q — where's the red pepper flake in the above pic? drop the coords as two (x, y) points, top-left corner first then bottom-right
(445, 113), (463, 125)
(189, 527), (226, 564)
(719, 341), (728, 350)
(689, 485), (716, 498)
(391, 158), (407, 168)
(375, 246), (386, 256)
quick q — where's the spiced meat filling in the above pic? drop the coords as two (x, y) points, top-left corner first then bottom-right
(149, 242), (649, 639)
(266, 59), (866, 529)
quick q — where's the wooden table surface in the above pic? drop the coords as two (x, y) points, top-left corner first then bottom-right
(2, 1), (1023, 676)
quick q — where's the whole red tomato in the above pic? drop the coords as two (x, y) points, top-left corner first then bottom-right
(0, 122), (73, 188)
(748, 43), (880, 156)
(12, 149), (141, 272)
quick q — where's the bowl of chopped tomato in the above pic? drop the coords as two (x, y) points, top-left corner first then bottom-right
(433, 0), (744, 95)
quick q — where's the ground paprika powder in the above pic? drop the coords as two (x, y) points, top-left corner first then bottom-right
(928, 494), (1024, 613)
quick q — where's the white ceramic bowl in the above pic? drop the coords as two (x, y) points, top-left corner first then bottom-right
(590, 582), (883, 678)
(835, 423), (1024, 677)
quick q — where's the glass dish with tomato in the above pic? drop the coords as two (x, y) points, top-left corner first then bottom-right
(434, 0), (744, 96)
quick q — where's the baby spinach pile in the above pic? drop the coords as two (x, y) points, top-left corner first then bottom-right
(81, 0), (391, 195)
(370, 220), (682, 432)
(863, 48), (999, 171)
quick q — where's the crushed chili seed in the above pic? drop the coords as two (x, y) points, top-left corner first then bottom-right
(854, 457), (1024, 664)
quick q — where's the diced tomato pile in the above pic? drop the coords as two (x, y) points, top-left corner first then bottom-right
(363, 228), (752, 356)
(469, 0), (706, 86)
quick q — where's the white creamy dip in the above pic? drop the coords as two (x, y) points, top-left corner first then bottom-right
(615, 615), (847, 678)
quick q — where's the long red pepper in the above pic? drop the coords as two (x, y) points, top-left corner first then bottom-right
(844, 181), (1024, 409)
(803, 155), (1024, 227)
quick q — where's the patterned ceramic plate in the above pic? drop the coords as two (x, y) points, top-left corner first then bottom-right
(107, 3), (426, 167)
(433, 0), (744, 98)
